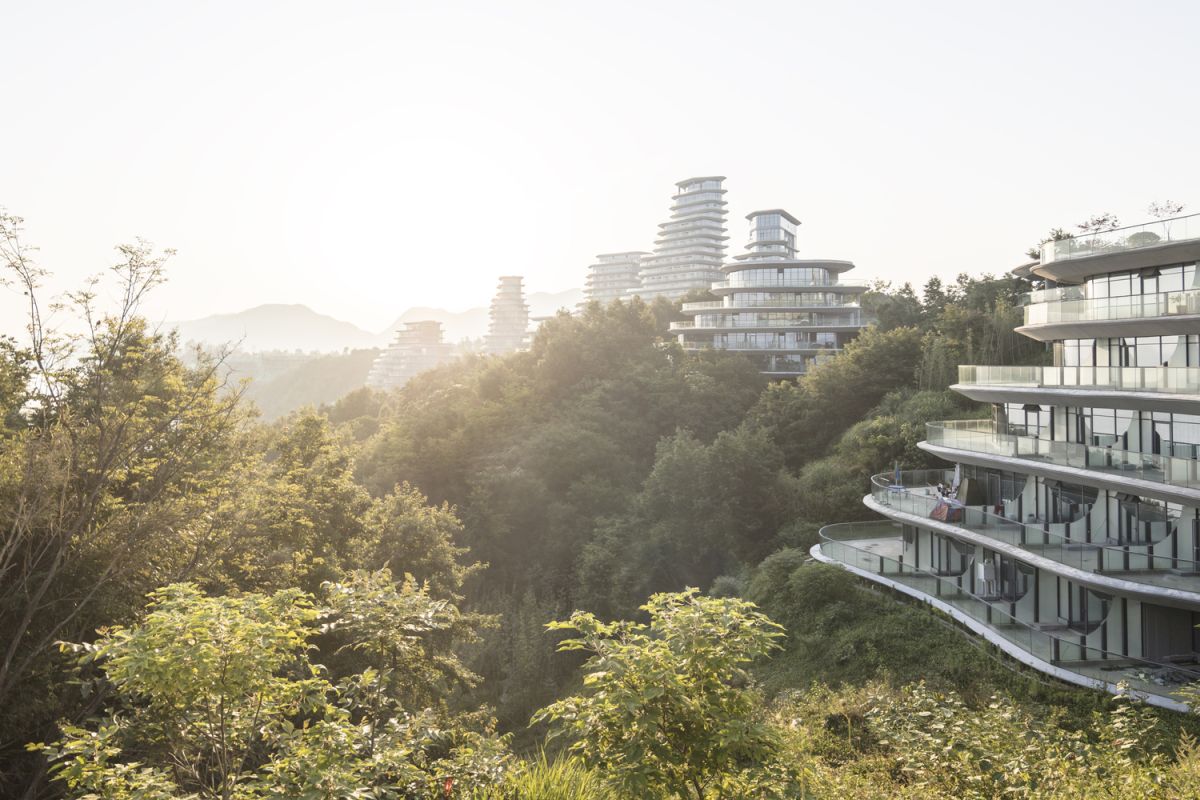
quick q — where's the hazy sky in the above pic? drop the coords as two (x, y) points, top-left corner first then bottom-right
(2, 0), (1198, 335)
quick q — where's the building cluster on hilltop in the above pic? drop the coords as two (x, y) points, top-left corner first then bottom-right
(583, 176), (730, 305)
(673, 209), (870, 376)
(814, 210), (1200, 710)
(585, 175), (873, 377)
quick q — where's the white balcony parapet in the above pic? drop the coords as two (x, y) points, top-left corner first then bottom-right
(925, 419), (1200, 494)
(870, 469), (1200, 598)
(814, 521), (1195, 710)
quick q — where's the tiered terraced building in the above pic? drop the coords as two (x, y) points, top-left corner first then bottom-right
(484, 276), (530, 355)
(673, 209), (871, 376)
(367, 320), (453, 390)
(635, 176), (729, 301)
(584, 252), (647, 305)
(814, 212), (1200, 709)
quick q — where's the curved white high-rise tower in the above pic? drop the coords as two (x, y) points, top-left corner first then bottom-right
(673, 209), (871, 376)
(636, 176), (729, 302)
(585, 252), (647, 305)
(367, 320), (453, 390)
(814, 211), (1200, 710)
(484, 276), (530, 354)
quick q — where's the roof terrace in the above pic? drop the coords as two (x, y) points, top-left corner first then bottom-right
(1041, 213), (1200, 265)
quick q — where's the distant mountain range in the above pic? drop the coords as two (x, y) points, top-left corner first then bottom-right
(171, 288), (584, 352)
(172, 304), (379, 352)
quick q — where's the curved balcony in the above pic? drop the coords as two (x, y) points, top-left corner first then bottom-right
(669, 316), (870, 332)
(680, 301), (725, 312)
(720, 262), (854, 275)
(920, 420), (1200, 506)
(1022, 285), (1087, 305)
(813, 521), (1197, 710)
(954, 365), (1200, 414)
(711, 278), (869, 292)
(678, 341), (843, 355)
(868, 470), (1200, 599)
(681, 301), (867, 315)
(641, 257), (725, 271)
(1040, 213), (1200, 264)
(1019, 287), (1200, 342)
(1034, 214), (1200, 283)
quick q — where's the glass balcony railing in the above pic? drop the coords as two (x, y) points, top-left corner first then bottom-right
(670, 315), (869, 331)
(926, 420), (1200, 492)
(870, 469), (1200, 596)
(957, 364), (1200, 396)
(712, 278), (870, 291)
(727, 300), (864, 311)
(1024, 287), (1200, 327)
(681, 299), (865, 312)
(1022, 285), (1088, 305)
(818, 521), (1200, 705)
(679, 341), (844, 354)
(1040, 213), (1200, 264)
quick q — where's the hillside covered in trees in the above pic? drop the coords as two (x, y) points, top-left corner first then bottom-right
(4, 213), (1200, 799)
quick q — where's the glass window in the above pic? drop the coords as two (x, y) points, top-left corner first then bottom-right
(1160, 266), (1184, 293)
(1060, 339), (1095, 367)
(1136, 338), (1160, 367)
(1080, 339), (1095, 366)
(1173, 414), (1200, 446)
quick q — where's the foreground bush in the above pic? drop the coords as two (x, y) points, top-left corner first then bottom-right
(30, 581), (1200, 799)
(774, 682), (1200, 799)
(534, 589), (801, 799)
(33, 574), (508, 799)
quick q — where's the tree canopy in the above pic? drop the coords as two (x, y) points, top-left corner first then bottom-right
(8, 209), (1196, 800)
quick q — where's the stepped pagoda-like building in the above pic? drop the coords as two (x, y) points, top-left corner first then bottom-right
(484, 276), (530, 354)
(366, 320), (453, 390)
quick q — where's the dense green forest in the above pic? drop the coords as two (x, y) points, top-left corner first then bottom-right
(4, 212), (1200, 799)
